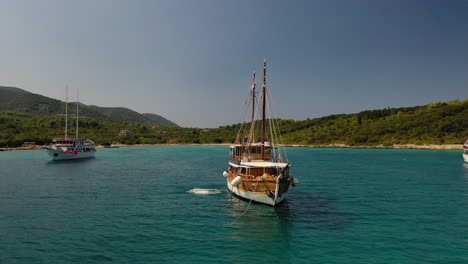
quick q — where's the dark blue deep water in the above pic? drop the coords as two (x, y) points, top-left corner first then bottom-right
(1, 146), (467, 263)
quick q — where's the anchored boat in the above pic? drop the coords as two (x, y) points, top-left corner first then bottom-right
(463, 139), (468, 163)
(223, 60), (299, 206)
(46, 88), (96, 161)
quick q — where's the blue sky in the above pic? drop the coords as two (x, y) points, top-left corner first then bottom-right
(0, 0), (466, 127)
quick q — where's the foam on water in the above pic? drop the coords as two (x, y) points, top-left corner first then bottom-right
(187, 188), (221, 194)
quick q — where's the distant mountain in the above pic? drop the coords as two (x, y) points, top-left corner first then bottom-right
(0, 86), (178, 126)
(0, 86), (64, 114)
(141, 113), (178, 127)
(88, 105), (151, 124)
(0, 86), (30, 95)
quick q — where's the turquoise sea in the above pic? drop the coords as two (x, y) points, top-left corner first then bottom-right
(0, 146), (467, 263)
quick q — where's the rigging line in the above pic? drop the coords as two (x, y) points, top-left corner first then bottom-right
(272, 114), (281, 160)
(272, 112), (289, 163)
(65, 86), (68, 139)
(246, 95), (261, 148)
(242, 199), (253, 216)
(266, 90), (279, 159)
(266, 99), (276, 159)
(272, 118), (284, 161)
(270, 110), (281, 160)
(268, 99), (289, 162)
(240, 177), (260, 216)
(237, 97), (252, 139)
(254, 95), (261, 139)
(76, 89), (79, 139)
(236, 94), (253, 144)
(229, 174), (261, 221)
(275, 115), (289, 162)
(267, 89), (289, 162)
(246, 98), (254, 146)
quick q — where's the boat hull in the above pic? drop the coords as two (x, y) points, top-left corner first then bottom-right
(463, 153), (468, 163)
(227, 178), (286, 206)
(46, 149), (95, 161)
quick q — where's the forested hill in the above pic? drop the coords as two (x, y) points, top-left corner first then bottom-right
(277, 100), (468, 145)
(0, 97), (466, 147)
(141, 113), (178, 127)
(0, 86), (178, 127)
(218, 99), (468, 146)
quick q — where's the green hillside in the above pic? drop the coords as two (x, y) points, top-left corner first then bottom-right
(0, 86), (178, 126)
(278, 100), (468, 145)
(0, 111), (195, 147)
(87, 105), (151, 124)
(0, 99), (466, 148)
(142, 113), (178, 127)
(0, 86), (64, 114)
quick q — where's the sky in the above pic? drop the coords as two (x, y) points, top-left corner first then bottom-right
(0, 0), (467, 127)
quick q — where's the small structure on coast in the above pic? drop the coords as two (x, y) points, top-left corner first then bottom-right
(119, 130), (133, 137)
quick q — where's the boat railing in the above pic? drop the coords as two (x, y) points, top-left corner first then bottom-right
(54, 143), (74, 147)
(237, 174), (258, 181)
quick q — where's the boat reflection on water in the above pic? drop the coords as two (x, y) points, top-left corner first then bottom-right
(221, 190), (353, 262)
(225, 190), (352, 231)
(463, 139), (468, 163)
(463, 162), (468, 175)
(224, 194), (293, 263)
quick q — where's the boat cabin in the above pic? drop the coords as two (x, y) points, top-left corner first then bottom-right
(229, 142), (276, 162)
(51, 138), (96, 152)
(52, 138), (74, 146)
(228, 160), (290, 180)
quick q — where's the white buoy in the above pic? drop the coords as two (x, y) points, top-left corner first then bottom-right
(223, 171), (229, 177)
(292, 177), (300, 186)
(231, 176), (242, 187)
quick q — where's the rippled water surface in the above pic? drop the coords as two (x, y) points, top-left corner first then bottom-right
(1, 146), (467, 263)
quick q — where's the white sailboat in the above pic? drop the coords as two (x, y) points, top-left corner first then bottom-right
(46, 88), (96, 161)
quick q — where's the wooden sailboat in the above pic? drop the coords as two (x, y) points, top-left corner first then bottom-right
(223, 60), (299, 206)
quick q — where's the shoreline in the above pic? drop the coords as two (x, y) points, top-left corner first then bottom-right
(283, 143), (463, 150)
(0, 143), (463, 151)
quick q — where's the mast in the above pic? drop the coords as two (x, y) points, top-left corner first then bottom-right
(76, 89), (79, 139)
(250, 72), (256, 142)
(65, 86), (68, 139)
(261, 59), (266, 160)
(251, 72), (256, 123)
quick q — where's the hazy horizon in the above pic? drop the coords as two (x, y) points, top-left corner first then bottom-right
(1, 0), (467, 127)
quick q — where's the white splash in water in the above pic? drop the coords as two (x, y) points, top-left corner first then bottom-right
(187, 188), (221, 195)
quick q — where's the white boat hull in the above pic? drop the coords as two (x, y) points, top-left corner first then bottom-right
(46, 149), (95, 161)
(463, 153), (468, 163)
(227, 178), (286, 206)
